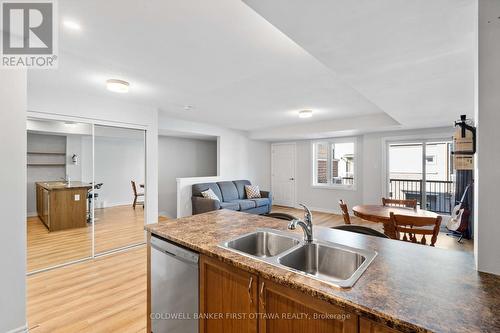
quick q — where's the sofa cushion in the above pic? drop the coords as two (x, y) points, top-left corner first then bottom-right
(192, 183), (222, 201)
(245, 185), (261, 199)
(218, 181), (239, 202)
(229, 199), (256, 210)
(201, 188), (220, 201)
(252, 198), (270, 207)
(233, 180), (251, 199)
(220, 202), (240, 211)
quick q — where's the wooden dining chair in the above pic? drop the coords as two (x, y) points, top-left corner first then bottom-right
(339, 200), (351, 224)
(131, 180), (144, 209)
(389, 212), (442, 246)
(382, 197), (417, 209)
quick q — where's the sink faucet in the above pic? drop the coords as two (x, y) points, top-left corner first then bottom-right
(288, 204), (313, 243)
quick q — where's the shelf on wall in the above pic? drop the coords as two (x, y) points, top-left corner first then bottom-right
(27, 152), (66, 155)
(27, 164), (66, 167)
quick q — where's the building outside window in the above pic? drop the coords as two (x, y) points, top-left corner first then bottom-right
(312, 139), (356, 188)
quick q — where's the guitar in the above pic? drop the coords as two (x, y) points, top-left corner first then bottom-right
(446, 183), (472, 232)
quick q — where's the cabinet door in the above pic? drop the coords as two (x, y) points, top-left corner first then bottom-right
(199, 255), (258, 333)
(359, 317), (401, 333)
(258, 278), (357, 333)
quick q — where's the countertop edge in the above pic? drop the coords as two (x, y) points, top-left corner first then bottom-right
(145, 227), (429, 333)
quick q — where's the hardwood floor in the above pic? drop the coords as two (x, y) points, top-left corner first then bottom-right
(27, 205), (147, 272)
(27, 246), (147, 333)
(271, 206), (474, 253)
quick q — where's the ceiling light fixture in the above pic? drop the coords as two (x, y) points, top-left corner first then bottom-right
(106, 79), (130, 93)
(298, 110), (313, 118)
(63, 20), (81, 31)
(184, 105), (193, 111)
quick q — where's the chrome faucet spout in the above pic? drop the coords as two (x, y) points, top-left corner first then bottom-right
(287, 204), (314, 243)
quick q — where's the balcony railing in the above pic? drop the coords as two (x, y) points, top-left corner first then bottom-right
(389, 179), (454, 215)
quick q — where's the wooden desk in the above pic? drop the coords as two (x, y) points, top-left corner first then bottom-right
(36, 181), (92, 232)
(352, 204), (439, 238)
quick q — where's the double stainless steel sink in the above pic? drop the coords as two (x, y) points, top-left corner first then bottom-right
(220, 229), (376, 288)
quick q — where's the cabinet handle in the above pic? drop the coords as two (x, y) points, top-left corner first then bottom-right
(247, 277), (253, 304)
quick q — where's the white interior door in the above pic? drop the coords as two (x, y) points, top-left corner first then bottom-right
(271, 143), (296, 207)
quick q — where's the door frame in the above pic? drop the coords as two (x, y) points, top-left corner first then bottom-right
(271, 142), (297, 208)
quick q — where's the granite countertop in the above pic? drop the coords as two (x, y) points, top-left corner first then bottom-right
(145, 209), (500, 333)
(36, 181), (92, 190)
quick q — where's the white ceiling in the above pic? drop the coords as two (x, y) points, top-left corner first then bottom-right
(27, 0), (474, 135)
(243, 0), (475, 128)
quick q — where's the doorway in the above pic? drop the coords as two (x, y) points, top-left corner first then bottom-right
(387, 139), (454, 214)
(271, 143), (296, 207)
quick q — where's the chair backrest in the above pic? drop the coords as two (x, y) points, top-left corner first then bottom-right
(332, 225), (389, 238)
(338, 200), (351, 224)
(390, 213), (442, 246)
(131, 180), (138, 196)
(382, 197), (417, 209)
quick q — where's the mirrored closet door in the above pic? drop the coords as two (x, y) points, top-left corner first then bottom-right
(26, 119), (147, 274)
(26, 119), (93, 273)
(93, 125), (146, 254)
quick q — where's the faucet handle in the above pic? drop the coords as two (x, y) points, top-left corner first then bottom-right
(299, 203), (312, 222)
(288, 219), (298, 230)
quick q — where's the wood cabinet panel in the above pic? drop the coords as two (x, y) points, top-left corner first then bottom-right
(49, 188), (87, 231)
(359, 317), (401, 333)
(200, 255), (258, 333)
(258, 278), (357, 333)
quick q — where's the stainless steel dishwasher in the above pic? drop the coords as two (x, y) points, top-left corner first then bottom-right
(151, 235), (199, 333)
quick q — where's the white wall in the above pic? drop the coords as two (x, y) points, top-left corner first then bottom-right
(94, 133), (145, 208)
(159, 115), (271, 189)
(0, 70), (27, 333)
(26, 133), (66, 216)
(158, 136), (217, 218)
(476, 0), (500, 275)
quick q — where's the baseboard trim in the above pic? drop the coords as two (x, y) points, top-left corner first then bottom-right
(6, 323), (28, 333)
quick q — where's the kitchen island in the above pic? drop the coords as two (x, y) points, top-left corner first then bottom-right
(36, 181), (92, 231)
(145, 209), (500, 333)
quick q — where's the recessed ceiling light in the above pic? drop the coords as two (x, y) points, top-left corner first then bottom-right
(298, 110), (313, 118)
(106, 79), (130, 93)
(184, 105), (193, 111)
(63, 20), (81, 31)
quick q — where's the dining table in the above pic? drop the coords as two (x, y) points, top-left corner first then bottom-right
(352, 204), (439, 239)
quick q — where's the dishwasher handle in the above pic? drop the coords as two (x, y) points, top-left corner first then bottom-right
(151, 235), (199, 265)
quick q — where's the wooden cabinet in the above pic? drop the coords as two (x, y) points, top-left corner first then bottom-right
(258, 278), (358, 333)
(195, 254), (402, 333)
(200, 255), (259, 333)
(359, 318), (401, 333)
(35, 183), (89, 231)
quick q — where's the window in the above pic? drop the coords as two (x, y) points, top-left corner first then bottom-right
(312, 139), (356, 188)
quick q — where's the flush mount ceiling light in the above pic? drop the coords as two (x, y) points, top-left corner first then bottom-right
(106, 79), (130, 93)
(184, 105), (193, 111)
(298, 110), (313, 118)
(63, 20), (81, 31)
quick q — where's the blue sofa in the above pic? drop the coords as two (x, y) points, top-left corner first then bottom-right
(191, 180), (272, 215)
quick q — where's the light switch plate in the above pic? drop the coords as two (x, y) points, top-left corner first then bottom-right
(74, 194), (80, 201)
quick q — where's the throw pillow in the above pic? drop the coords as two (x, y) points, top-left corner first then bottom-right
(201, 188), (220, 201)
(245, 185), (261, 199)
